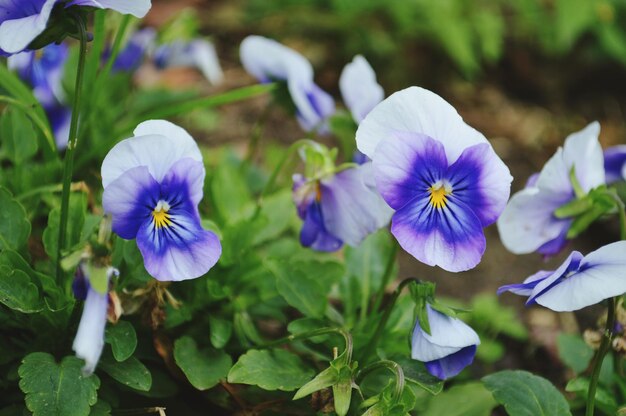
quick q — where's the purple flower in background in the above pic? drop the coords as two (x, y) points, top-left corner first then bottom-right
(498, 241), (626, 312)
(8, 42), (71, 149)
(339, 55), (383, 124)
(356, 87), (512, 272)
(497, 122), (604, 256)
(411, 305), (480, 380)
(240, 35), (335, 133)
(154, 39), (223, 84)
(604, 145), (626, 184)
(101, 120), (221, 281)
(0, 0), (151, 56)
(293, 162), (392, 251)
(110, 27), (156, 72)
(72, 265), (117, 374)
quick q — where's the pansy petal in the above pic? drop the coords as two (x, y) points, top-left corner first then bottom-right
(604, 145), (626, 184)
(154, 40), (223, 84)
(292, 81), (335, 133)
(446, 143), (512, 226)
(527, 250), (584, 305)
(102, 165), (159, 239)
(411, 305), (480, 361)
(300, 202), (343, 252)
(66, 0), (151, 17)
(425, 345), (477, 380)
(562, 121), (604, 192)
(0, 0), (57, 54)
(240, 35), (313, 83)
(339, 55), (384, 123)
(392, 195), (486, 272)
(497, 187), (572, 254)
(373, 132), (448, 210)
(535, 242), (626, 311)
(497, 270), (552, 296)
(320, 164), (391, 246)
(356, 86), (487, 162)
(101, 120), (202, 187)
(72, 284), (108, 374)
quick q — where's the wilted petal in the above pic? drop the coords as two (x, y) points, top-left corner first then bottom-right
(339, 55), (383, 123)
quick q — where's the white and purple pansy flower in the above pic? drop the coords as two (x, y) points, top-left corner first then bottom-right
(293, 162), (392, 252)
(339, 55), (384, 124)
(604, 145), (626, 185)
(497, 122), (604, 256)
(0, 0), (151, 56)
(101, 120), (221, 281)
(355, 87), (512, 272)
(8, 42), (71, 149)
(498, 241), (626, 312)
(72, 265), (117, 374)
(240, 35), (335, 134)
(411, 304), (480, 380)
(154, 39), (224, 85)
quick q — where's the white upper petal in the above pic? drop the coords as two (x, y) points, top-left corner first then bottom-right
(0, 0), (57, 54)
(536, 241), (626, 312)
(70, 0), (152, 17)
(101, 120), (202, 188)
(561, 121), (605, 192)
(356, 86), (487, 162)
(339, 55), (384, 123)
(239, 35), (313, 83)
(411, 305), (480, 362)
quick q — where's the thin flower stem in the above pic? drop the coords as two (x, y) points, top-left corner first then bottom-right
(371, 241), (399, 314)
(607, 188), (626, 240)
(586, 296), (616, 416)
(361, 278), (419, 362)
(259, 327), (353, 363)
(55, 14), (88, 286)
(357, 360), (405, 402)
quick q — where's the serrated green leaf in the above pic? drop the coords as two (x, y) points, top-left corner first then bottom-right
(423, 382), (497, 416)
(483, 370), (571, 416)
(104, 321), (137, 362)
(0, 187), (31, 251)
(557, 333), (594, 374)
(174, 336), (232, 390)
(209, 316), (233, 349)
(228, 349), (315, 391)
(99, 350), (152, 392)
(18, 353), (100, 416)
(0, 266), (42, 313)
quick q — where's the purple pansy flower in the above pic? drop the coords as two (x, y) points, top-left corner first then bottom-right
(72, 265), (117, 374)
(604, 145), (626, 184)
(497, 122), (605, 256)
(240, 35), (335, 134)
(355, 87), (512, 272)
(293, 162), (392, 251)
(154, 39), (223, 85)
(101, 120), (221, 281)
(0, 0), (151, 56)
(8, 42), (71, 149)
(411, 304), (480, 380)
(110, 27), (156, 72)
(339, 55), (383, 124)
(498, 241), (626, 312)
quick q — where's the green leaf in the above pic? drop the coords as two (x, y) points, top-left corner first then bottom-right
(293, 366), (338, 400)
(18, 353), (100, 416)
(0, 187), (31, 250)
(88, 400), (111, 416)
(483, 370), (571, 416)
(99, 351), (152, 392)
(332, 366), (353, 416)
(557, 333), (594, 374)
(566, 377), (618, 414)
(43, 192), (87, 261)
(0, 108), (38, 164)
(469, 293), (527, 340)
(0, 266), (42, 313)
(268, 259), (344, 318)
(211, 157), (253, 224)
(393, 356), (444, 395)
(423, 382), (497, 416)
(251, 189), (297, 246)
(174, 336), (232, 390)
(209, 316), (233, 349)
(104, 321), (137, 362)
(228, 349), (315, 391)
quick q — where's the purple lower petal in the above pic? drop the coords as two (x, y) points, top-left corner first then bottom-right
(604, 145), (626, 184)
(527, 251), (584, 305)
(536, 224), (571, 257)
(391, 195), (485, 272)
(299, 201), (343, 252)
(425, 345), (477, 380)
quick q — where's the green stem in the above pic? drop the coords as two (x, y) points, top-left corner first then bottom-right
(371, 241), (399, 313)
(55, 15), (88, 286)
(586, 297), (616, 416)
(357, 360), (405, 402)
(259, 327), (353, 363)
(608, 188), (626, 240)
(361, 278), (419, 362)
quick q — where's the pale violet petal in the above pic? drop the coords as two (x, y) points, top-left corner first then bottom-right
(339, 55), (384, 123)
(536, 242), (626, 311)
(562, 121), (604, 192)
(66, 0), (151, 17)
(0, 0), (57, 54)
(240, 35), (313, 83)
(356, 86), (488, 162)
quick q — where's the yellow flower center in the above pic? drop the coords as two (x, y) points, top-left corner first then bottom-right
(152, 201), (172, 229)
(428, 182), (452, 209)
